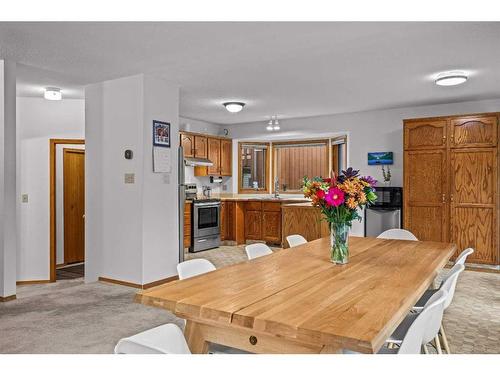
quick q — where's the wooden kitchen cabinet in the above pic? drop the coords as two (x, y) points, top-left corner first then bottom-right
(220, 201), (235, 241)
(404, 119), (447, 150)
(404, 113), (499, 265)
(262, 205), (282, 244)
(194, 135), (208, 158)
(207, 137), (221, 175)
(181, 133), (195, 157)
(220, 139), (232, 176)
(245, 201), (263, 241)
(183, 202), (192, 249)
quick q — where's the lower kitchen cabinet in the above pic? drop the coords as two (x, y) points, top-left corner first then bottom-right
(221, 201), (235, 241)
(183, 202), (192, 248)
(245, 209), (263, 240)
(262, 211), (281, 244)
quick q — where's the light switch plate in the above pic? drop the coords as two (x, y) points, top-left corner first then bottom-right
(222, 184), (228, 191)
(124, 173), (135, 184)
(22, 194), (29, 203)
(163, 174), (170, 184)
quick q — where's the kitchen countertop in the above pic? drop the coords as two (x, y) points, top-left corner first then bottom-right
(185, 193), (310, 202)
(281, 202), (317, 208)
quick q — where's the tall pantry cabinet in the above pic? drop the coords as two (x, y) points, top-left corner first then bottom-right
(403, 113), (499, 265)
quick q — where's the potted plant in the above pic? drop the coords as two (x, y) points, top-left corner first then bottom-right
(303, 168), (377, 264)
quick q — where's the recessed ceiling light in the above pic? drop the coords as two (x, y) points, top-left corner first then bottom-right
(435, 71), (468, 86)
(44, 87), (62, 100)
(223, 102), (245, 113)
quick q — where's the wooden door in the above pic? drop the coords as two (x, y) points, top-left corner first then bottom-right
(404, 149), (448, 242)
(63, 149), (85, 264)
(207, 138), (221, 175)
(450, 148), (498, 264)
(262, 211), (281, 244)
(220, 139), (232, 176)
(449, 115), (498, 148)
(226, 202), (235, 241)
(404, 120), (447, 150)
(194, 136), (208, 158)
(181, 133), (195, 157)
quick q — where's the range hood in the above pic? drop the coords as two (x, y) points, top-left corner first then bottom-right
(184, 156), (214, 167)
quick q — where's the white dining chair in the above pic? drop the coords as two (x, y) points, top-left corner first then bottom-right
(455, 248), (474, 266)
(245, 243), (273, 260)
(377, 229), (418, 241)
(379, 290), (448, 354)
(410, 263), (465, 354)
(114, 323), (191, 354)
(177, 259), (216, 280)
(286, 234), (308, 248)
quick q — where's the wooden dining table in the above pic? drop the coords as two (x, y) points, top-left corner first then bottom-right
(136, 236), (456, 354)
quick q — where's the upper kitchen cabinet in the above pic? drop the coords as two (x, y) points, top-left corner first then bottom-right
(404, 119), (447, 150)
(181, 133), (195, 157)
(207, 137), (221, 175)
(449, 115), (498, 148)
(220, 139), (232, 176)
(194, 135), (208, 158)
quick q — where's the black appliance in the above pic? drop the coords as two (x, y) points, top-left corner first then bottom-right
(365, 186), (403, 237)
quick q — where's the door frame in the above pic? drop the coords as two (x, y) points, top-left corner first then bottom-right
(49, 139), (85, 282)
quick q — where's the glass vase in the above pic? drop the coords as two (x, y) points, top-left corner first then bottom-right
(330, 222), (350, 264)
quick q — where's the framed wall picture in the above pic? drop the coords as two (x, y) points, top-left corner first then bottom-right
(368, 151), (393, 165)
(153, 120), (171, 148)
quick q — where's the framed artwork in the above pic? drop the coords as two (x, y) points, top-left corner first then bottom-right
(368, 152), (393, 165)
(153, 120), (171, 148)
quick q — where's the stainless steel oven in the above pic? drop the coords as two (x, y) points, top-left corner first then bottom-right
(191, 200), (221, 252)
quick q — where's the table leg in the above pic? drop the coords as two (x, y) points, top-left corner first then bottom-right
(184, 320), (209, 354)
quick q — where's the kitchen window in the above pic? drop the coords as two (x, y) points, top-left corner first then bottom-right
(273, 141), (329, 193)
(238, 143), (269, 193)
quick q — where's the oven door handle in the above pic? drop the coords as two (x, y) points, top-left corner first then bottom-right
(194, 202), (221, 207)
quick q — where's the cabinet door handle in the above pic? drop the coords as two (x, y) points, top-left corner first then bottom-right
(450, 194), (454, 202)
(442, 194), (446, 203)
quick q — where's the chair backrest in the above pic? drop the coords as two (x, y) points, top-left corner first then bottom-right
(286, 234), (308, 248)
(440, 263), (465, 310)
(245, 243), (273, 260)
(114, 323), (191, 354)
(455, 248), (474, 266)
(377, 229), (418, 241)
(420, 289), (448, 344)
(398, 290), (448, 354)
(177, 259), (216, 280)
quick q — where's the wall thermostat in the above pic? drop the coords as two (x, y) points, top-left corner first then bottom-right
(125, 150), (133, 159)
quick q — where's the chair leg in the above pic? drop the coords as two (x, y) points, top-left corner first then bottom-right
(440, 324), (451, 354)
(423, 344), (429, 354)
(435, 335), (443, 354)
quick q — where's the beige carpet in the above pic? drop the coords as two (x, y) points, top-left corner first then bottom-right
(0, 245), (498, 354)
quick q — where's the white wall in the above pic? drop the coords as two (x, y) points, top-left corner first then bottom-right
(16, 97), (84, 281)
(56, 143), (85, 265)
(85, 74), (180, 285)
(0, 60), (17, 298)
(226, 98), (500, 188)
(179, 117), (222, 136)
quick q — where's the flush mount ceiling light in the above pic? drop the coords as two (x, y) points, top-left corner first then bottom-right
(223, 102), (245, 113)
(435, 71), (468, 86)
(266, 115), (280, 131)
(44, 87), (62, 100)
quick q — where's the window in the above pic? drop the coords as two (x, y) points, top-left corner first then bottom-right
(238, 143), (269, 192)
(273, 141), (329, 192)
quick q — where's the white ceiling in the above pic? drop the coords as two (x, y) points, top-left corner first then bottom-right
(1, 22), (500, 124)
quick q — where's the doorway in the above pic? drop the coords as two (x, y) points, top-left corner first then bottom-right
(49, 139), (85, 282)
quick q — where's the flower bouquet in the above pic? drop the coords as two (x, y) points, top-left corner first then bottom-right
(303, 168), (377, 264)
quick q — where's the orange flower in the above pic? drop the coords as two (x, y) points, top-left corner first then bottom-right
(346, 196), (358, 209)
(341, 179), (363, 196)
(358, 191), (367, 204)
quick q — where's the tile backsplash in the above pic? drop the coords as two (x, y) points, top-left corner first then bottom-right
(184, 166), (232, 194)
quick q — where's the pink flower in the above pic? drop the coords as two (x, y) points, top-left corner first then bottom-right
(325, 187), (345, 207)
